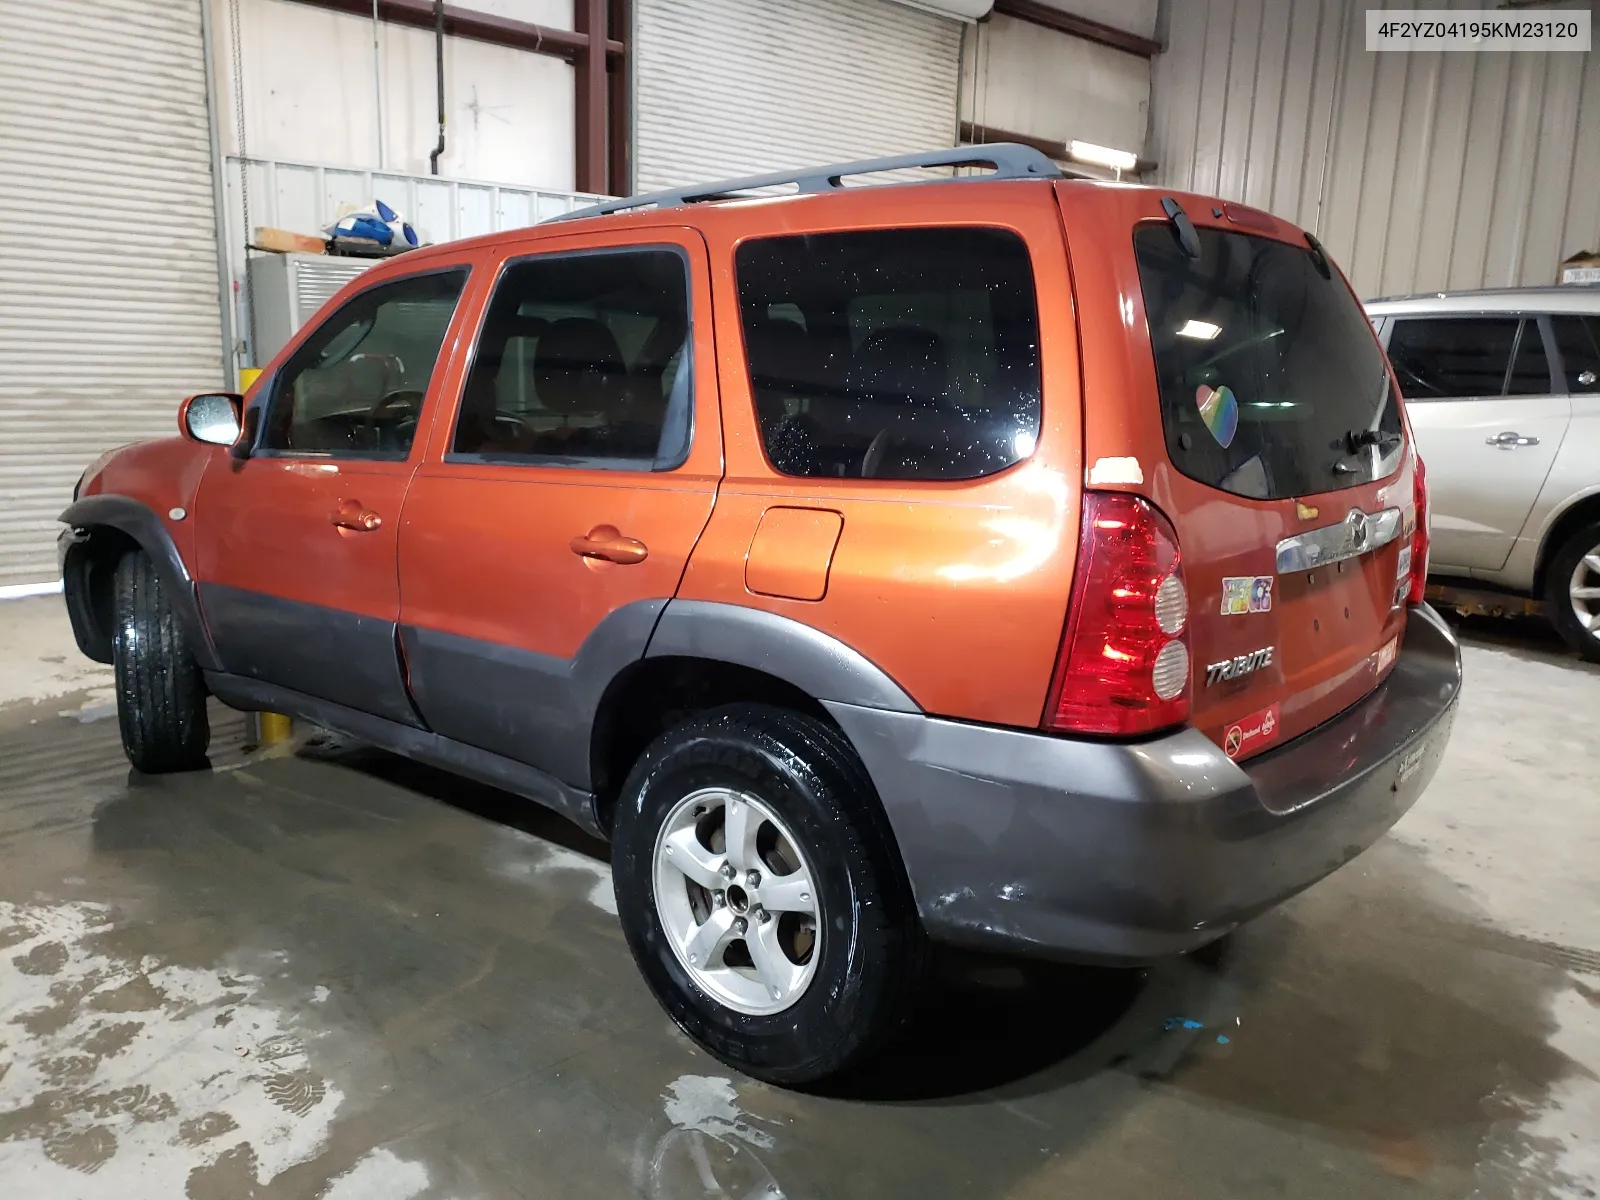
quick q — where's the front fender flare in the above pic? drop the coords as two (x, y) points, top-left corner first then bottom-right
(58, 495), (221, 671)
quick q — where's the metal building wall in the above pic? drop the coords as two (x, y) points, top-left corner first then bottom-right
(962, 12), (1152, 157)
(208, 0), (577, 188)
(0, 0), (225, 589)
(1149, 0), (1600, 298)
(633, 0), (962, 195)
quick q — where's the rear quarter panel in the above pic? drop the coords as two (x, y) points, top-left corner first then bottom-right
(681, 184), (1083, 727)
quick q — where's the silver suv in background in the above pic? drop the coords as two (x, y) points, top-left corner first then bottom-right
(1367, 287), (1600, 660)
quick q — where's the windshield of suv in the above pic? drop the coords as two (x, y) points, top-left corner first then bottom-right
(1134, 224), (1402, 500)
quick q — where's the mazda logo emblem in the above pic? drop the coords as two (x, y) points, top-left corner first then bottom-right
(1346, 509), (1369, 550)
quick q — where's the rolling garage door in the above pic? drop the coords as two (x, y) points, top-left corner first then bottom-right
(634, 0), (963, 195)
(0, 0), (225, 589)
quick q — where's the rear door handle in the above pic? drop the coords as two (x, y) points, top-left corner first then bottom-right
(330, 498), (383, 531)
(1486, 431), (1539, 448)
(570, 525), (648, 564)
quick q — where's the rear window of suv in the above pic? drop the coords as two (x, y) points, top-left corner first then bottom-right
(1134, 224), (1402, 500)
(734, 228), (1041, 481)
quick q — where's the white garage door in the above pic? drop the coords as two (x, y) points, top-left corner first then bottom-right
(0, 0), (225, 589)
(634, 0), (962, 195)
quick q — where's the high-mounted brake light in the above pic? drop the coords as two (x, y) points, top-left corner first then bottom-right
(1044, 492), (1191, 737)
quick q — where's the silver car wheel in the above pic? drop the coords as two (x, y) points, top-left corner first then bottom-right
(1570, 545), (1600, 635)
(652, 787), (821, 1017)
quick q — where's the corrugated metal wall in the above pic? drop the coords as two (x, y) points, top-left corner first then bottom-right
(634, 0), (962, 194)
(0, 0), (225, 588)
(1150, 0), (1600, 298)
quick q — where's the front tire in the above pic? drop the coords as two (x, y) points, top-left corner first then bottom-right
(1547, 523), (1600, 663)
(111, 548), (210, 772)
(611, 704), (923, 1086)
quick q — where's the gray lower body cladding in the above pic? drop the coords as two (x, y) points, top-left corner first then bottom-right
(827, 604), (1463, 965)
(203, 672), (605, 838)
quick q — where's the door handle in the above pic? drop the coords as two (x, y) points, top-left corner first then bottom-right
(330, 498), (383, 531)
(570, 525), (648, 564)
(1486, 431), (1540, 448)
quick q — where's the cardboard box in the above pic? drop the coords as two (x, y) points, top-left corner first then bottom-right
(253, 227), (327, 255)
(1559, 250), (1600, 286)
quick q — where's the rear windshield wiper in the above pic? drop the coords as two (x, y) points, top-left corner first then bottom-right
(1343, 428), (1402, 455)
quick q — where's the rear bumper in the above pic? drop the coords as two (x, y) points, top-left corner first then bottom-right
(826, 604), (1462, 964)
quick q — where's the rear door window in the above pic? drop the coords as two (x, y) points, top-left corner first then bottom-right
(1505, 320), (1555, 395)
(1385, 317), (1520, 399)
(734, 227), (1041, 481)
(1134, 225), (1401, 500)
(449, 247), (692, 470)
(1552, 314), (1600, 392)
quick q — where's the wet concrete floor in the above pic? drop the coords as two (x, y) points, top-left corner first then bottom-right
(0, 618), (1596, 1199)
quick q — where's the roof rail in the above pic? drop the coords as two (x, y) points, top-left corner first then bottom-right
(548, 143), (1071, 223)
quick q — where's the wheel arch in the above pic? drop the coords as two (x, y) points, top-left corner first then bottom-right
(588, 602), (921, 835)
(1533, 489), (1600, 598)
(58, 495), (221, 671)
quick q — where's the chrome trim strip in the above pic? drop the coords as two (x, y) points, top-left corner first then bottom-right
(1276, 507), (1402, 574)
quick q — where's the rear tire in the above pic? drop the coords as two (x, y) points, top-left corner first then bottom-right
(111, 548), (210, 772)
(1546, 523), (1600, 663)
(611, 704), (924, 1086)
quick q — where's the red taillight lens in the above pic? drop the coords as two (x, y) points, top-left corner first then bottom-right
(1407, 453), (1429, 605)
(1044, 492), (1191, 736)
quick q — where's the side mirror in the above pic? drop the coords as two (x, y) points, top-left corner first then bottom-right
(180, 393), (243, 447)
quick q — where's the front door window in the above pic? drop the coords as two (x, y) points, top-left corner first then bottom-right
(262, 269), (469, 458)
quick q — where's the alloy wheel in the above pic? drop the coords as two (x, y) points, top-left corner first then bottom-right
(1569, 544), (1600, 637)
(652, 787), (821, 1016)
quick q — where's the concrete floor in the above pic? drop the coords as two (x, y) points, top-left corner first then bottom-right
(0, 598), (1597, 1199)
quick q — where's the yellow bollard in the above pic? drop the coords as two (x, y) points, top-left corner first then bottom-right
(238, 366), (263, 392)
(257, 712), (293, 745)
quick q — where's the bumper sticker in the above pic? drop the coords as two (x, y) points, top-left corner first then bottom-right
(1196, 384), (1239, 448)
(1223, 702), (1280, 759)
(1377, 636), (1398, 673)
(1221, 576), (1274, 615)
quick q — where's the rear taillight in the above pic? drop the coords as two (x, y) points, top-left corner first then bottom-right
(1044, 492), (1191, 737)
(1407, 453), (1429, 605)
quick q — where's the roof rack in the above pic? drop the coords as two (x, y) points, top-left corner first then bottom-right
(549, 143), (1072, 223)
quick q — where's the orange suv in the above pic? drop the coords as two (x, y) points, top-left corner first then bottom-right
(60, 145), (1462, 1085)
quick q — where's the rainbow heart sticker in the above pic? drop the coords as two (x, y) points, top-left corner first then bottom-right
(1195, 384), (1238, 448)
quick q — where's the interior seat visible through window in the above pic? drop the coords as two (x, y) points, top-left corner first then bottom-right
(448, 246), (692, 469)
(733, 227), (1042, 482)
(744, 317), (819, 475)
(745, 318), (811, 425)
(533, 317), (630, 426)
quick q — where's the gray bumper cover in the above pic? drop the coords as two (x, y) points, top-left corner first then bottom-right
(826, 604), (1462, 964)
